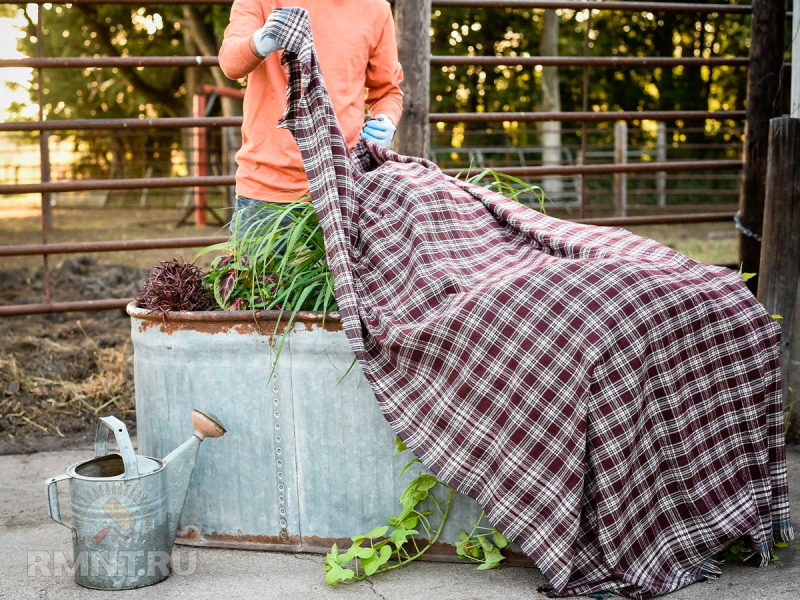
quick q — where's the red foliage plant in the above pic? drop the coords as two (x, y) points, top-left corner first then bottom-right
(135, 259), (214, 316)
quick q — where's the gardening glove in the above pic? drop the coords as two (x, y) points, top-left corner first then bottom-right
(361, 115), (396, 148)
(251, 11), (288, 58)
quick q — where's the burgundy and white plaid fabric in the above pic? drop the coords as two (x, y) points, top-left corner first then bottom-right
(264, 8), (793, 598)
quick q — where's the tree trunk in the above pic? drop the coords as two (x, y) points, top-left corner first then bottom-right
(183, 7), (243, 119)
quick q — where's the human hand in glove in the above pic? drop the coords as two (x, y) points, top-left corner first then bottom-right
(361, 115), (396, 148)
(249, 10), (288, 58)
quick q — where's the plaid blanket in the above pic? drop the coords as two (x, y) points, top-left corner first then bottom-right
(264, 8), (793, 598)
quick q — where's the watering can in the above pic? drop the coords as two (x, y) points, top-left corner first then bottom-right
(44, 409), (226, 590)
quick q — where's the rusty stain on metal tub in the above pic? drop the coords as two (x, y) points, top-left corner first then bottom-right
(175, 531), (535, 567)
(129, 303), (343, 335)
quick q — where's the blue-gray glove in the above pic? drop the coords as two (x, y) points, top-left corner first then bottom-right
(252, 12), (287, 58)
(361, 115), (396, 148)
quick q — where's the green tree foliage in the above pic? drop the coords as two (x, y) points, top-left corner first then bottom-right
(429, 5), (755, 150)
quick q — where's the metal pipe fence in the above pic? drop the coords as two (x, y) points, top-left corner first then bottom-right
(0, 0), (786, 316)
(4, 0), (773, 13)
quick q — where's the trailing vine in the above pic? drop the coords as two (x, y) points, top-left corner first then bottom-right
(324, 435), (509, 586)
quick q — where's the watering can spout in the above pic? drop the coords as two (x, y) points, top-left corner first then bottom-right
(163, 409), (226, 549)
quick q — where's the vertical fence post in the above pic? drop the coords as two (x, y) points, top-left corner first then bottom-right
(394, 0), (431, 158)
(613, 121), (627, 217)
(738, 0), (786, 290)
(792, 0), (800, 118)
(192, 91), (207, 227)
(656, 122), (667, 207)
(757, 117), (800, 423)
(538, 9), (562, 200)
(36, 5), (51, 303)
(579, 8), (592, 218)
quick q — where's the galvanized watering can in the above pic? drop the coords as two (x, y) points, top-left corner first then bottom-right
(44, 409), (226, 590)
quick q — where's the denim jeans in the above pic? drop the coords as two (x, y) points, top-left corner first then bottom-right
(230, 195), (305, 257)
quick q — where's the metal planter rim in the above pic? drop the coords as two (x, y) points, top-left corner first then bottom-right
(126, 302), (340, 324)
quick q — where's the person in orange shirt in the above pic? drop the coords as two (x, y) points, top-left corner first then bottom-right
(218, 1), (404, 237)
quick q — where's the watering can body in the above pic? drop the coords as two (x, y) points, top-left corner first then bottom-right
(45, 410), (225, 590)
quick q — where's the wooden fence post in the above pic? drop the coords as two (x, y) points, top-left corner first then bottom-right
(792, 0), (800, 118)
(394, 0), (431, 158)
(613, 121), (627, 217)
(656, 122), (667, 207)
(738, 0), (786, 290)
(757, 116), (800, 423)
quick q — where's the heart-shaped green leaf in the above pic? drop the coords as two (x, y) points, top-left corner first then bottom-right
(325, 561), (355, 585)
(388, 527), (418, 547)
(361, 545), (393, 576)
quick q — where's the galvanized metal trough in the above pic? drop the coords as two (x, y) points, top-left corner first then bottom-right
(127, 303), (530, 565)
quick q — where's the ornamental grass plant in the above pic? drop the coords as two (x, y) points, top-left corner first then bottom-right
(196, 196), (337, 316)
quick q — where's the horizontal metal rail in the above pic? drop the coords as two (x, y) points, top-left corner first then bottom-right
(2, 56), (768, 69)
(0, 111), (747, 132)
(430, 1), (755, 13)
(579, 212), (734, 226)
(0, 236), (229, 258)
(0, 0), (764, 14)
(431, 56), (753, 67)
(430, 110), (747, 122)
(440, 159), (742, 177)
(0, 176), (234, 195)
(0, 117), (243, 132)
(0, 161), (742, 195)
(0, 56), (219, 69)
(0, 298), (133, 317)
(197, 84), (245, 99)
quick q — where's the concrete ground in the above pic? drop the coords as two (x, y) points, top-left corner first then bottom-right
(1, 445), (797, 600)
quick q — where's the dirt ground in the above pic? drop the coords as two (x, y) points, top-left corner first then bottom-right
(0, 204), (741, 454)
(0, 257), (147, 454)
(0, 206), (226, 455)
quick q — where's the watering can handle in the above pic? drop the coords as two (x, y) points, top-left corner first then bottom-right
(95, 416), (140, 480)
(45, 474), (75, 532)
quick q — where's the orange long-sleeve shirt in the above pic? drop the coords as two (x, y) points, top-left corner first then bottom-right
(219, 0), (404, 203)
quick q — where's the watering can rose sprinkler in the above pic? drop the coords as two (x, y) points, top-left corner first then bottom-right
(44, 409), (226, 590)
